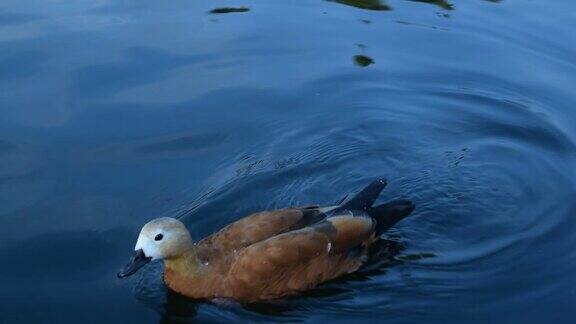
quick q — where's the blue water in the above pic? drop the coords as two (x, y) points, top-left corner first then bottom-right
(2, 0), (576, 322)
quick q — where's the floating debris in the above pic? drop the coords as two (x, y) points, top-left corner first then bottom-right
(353, 54), (375, 67)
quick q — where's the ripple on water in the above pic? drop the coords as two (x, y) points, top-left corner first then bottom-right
(126, 67), (576, 320)
(2, 0), (576, 322)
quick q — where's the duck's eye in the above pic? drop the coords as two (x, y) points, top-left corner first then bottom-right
(154, 233), (163, 241)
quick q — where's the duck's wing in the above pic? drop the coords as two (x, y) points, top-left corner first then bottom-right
(197, 178), (390, 256)
(197, 207), (326, 254)
(225, 215), (376, 302)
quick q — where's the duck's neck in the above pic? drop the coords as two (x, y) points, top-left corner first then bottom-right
(163, 247), (210, 297)
(164, 248), (202, 277)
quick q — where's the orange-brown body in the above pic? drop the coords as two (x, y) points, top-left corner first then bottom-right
(163, 208), (377, 303)
(118, 178), (414, 302)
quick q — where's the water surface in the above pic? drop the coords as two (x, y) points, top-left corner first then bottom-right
(1, 0), (576, 322)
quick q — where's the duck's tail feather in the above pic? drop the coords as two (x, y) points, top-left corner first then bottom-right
(337, 178), (387, 212)
(369, 199), (415, 236)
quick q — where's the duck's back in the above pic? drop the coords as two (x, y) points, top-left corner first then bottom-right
(196, 178), (392, 258)
(196, 207), (326, 258)
(221, 214), (376, 301)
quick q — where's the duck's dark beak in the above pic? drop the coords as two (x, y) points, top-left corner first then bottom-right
(117, 249), (151, 278)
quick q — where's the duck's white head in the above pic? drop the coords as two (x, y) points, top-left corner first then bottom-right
(118, 217), (193, 278)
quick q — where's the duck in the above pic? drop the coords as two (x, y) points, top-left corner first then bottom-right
(118, 178), (415, 303)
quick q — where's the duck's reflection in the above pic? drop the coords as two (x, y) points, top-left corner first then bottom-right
(159, 291), (199, 323)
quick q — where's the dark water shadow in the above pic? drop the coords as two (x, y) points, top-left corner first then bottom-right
(70, 47), (210, 97)
(134, 132), (230, 155)
(209, 7), (250, 14)
(159, 291), (199, 323)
